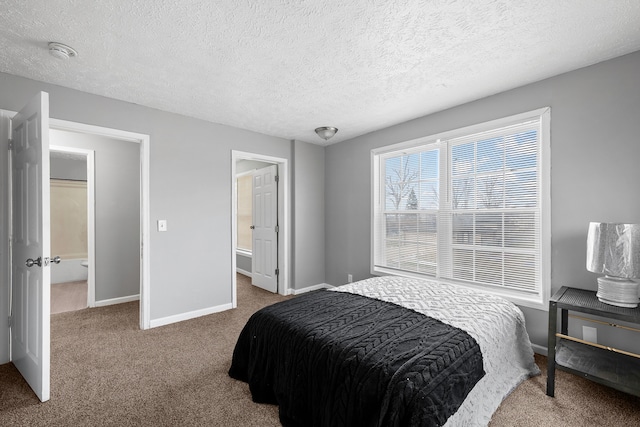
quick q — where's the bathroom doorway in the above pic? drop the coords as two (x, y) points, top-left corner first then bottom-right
(49, 146), (94, 314)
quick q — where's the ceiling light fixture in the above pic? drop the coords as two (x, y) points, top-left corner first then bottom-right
(315, 126), (338, 141)
(48, 42), (78, 60)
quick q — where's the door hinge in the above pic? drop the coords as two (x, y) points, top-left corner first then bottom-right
(8, 139), (13, 150)
(275, 175), (279, 183)
(275, 268), (279, 276)
(8, 316), (13, 328)
(275, 225), (279, 233)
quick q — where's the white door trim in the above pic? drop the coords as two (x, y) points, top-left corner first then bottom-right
(1, 110), (13, 364)
(231, 151), (289, 308)
(49, 146), (96, 307)
(49, 119), (151, 330)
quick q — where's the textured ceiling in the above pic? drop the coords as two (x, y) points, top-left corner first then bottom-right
(1, 1), (640, 145)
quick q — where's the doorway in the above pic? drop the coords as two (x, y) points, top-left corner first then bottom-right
(236, 160), (277, 292)
(49, 129), (141, 313)
(49, 146), (94, 314)
(49, 119), (151, 330)
(231, 151), (290, 308)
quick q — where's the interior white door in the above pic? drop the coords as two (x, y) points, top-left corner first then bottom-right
(11, 91), (51, 402)
(251, 164), (278, 293)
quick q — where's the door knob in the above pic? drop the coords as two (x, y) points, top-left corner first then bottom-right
(250, 225), (255, 229)
(25, 257), (42, 267)
(52, 256), (61, 264)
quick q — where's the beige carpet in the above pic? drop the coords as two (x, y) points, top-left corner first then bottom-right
(51, 281), (88, 314)
(1, 274), (639, 426)
(490, 352), (640, 426)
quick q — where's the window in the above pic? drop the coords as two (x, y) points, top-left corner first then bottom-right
(372, 108), (550, 308)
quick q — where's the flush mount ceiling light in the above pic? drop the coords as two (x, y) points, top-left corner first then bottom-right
(315, 126), (338, 141)
(48, 42), (78, 60)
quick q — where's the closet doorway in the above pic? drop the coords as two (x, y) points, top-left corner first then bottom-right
(231, 151), (290, 308)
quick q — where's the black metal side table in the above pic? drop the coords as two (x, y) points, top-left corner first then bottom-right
(547, 286), (640, 397)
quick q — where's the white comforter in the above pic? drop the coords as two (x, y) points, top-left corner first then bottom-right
(331, 276), (540, 427)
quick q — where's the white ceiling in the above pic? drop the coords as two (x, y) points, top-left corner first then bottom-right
(1, 1), (640, 145)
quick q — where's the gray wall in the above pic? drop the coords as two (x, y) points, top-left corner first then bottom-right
(50, 156), (87, 180)
(236, 253), (252, 274)
(50, 130), (140, 301)
(236, 159), (271, 174)
(325, 50), (640, 351)
(293, 140), (326, 288)
(0, 71), (322, 327)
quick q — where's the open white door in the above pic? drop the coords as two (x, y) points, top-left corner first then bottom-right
(251, 164), (278, 293)
(10, 91), (51, 402)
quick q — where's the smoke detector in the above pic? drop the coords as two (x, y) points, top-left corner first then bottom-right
(48, 42), (78, 60)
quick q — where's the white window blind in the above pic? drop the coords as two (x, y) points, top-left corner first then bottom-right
(372, 109), (550, 306)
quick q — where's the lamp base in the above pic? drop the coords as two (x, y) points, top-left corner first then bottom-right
(596, 276), (640, 308)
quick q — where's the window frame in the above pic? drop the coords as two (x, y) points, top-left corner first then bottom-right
(370, 108), (551, 310)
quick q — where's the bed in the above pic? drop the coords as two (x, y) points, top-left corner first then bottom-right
(229, 276), (539, 426)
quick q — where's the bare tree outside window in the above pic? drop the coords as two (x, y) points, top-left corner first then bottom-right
(452, 176), (473, 209)
(479, 175), (502, 209)
(384, 158), (418, 241)
(386, 159), (418, 210)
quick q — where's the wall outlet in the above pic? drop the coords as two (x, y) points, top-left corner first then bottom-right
(157, 220), (167, 232)
(347, 274), (353, 283)
(583, 326), (597, 344)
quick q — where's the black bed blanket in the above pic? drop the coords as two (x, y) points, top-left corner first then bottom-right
(228, 290), (484, 427)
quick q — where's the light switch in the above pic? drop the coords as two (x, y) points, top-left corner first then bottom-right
(157, 220), (167, 232)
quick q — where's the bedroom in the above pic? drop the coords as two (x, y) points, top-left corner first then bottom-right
(1, 1), (640, 425)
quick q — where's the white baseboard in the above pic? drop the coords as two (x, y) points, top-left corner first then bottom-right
(149, 303), (233, 329)
(236, 268), (252, 277)
(531, 343), (547, 356)
(94, 294), (139, 307)
(288, 283), (333, 295)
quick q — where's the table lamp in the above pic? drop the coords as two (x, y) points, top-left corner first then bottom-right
(586, 222), (640, 308)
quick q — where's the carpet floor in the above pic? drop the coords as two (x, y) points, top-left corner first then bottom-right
(1, 274), (639, 426)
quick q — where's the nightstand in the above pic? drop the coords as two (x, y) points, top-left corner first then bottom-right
(546, 286), (640, 397)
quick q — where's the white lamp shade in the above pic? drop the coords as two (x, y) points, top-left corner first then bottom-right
(586, 222), (640, 278)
